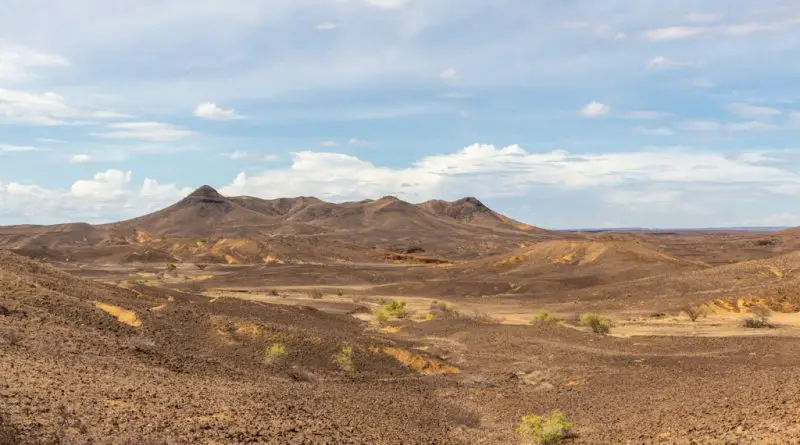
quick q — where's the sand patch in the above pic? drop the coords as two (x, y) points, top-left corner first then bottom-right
(372, 346), (459, 375)
(149, 304), (167, 312)
(104, 399), (136, 409)
(380, 326), (402, 334)
(94, 302), (142, 328)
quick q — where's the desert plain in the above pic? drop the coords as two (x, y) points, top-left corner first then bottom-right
(3, 186), (800, 444)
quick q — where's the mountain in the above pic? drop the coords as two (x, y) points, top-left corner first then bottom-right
(104, 185), (277, 238)
(418, 197), (543, 232)
(1, 186), (550, 263)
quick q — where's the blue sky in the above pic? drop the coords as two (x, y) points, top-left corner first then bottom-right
(1, 0), (800, 229)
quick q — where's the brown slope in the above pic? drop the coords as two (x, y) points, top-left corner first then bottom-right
(285, 196), (475, 233)
(228, 195), (325, 217)
(0, 250), (474, 444)
(418, 197), (544, 232)
(449, 238), (710, 291)
(104, 185), (277, 238)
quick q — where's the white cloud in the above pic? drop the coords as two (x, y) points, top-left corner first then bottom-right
(643, 18), (800, 41)
(725, 102), (782, 118)
(594, 24), (626, 40)
(348, 137), (369, 145)
(642, 26), (708, 41)
(317, 22), (338, 31)
(5, 144), (800, 225)
(0, 144), (45, 153)
(682, 120), (721, 131)
(684, 13), (722, 24)
(0, 89), (72, 125)
(635, 127), (675, 136)
(0, 170), (193, 223)
(727, 121), (782, 132)
(440, 68), (457, 80)
(219, 144), (796, 202)
(91, 110), (135, 119)
(580, 101), (610, 117)
(0, 88), (133, 126)
(364, 0), (411, 9)
(647, 56), (688, 70)
(226, 151), (279, 162)
(0, 43), (69, 82)
(320, 140), (339, 147)
(682, 119), (782, 132)
(70, 169), (132, 200)
(91, 122), (195, 142)
(35, 138), (65, 144)
(69, 154), (92, 164)
(140, 178), (192, 201)
(193, 102), (246, 120)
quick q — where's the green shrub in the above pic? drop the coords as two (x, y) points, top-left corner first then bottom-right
(263, 343), (287, 364)
(382, 300), (407, 318)
(373, 308), (389, 323)
(578, 313), (612, 335)
(533, 310), (558, 323)
(517, 409), (573, 444)
(333, 344), (356, 373)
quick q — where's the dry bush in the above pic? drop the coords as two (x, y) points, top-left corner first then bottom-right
(308, 288), (324, 299)
(743, 315), (775, 329)
(470, 311), (500, 324)
(430, 301), (459, 319)
(269, 289), (280, 296)
(194, 263), (208, 271)
(683, 305), (705, 322)
(165, 262), (177, 273)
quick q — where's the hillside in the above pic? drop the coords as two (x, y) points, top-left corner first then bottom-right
(418, 197), (543, 232)
(0, 250), (473, 444)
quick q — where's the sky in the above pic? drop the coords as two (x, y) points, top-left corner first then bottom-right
(1, 0), (800, 229)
